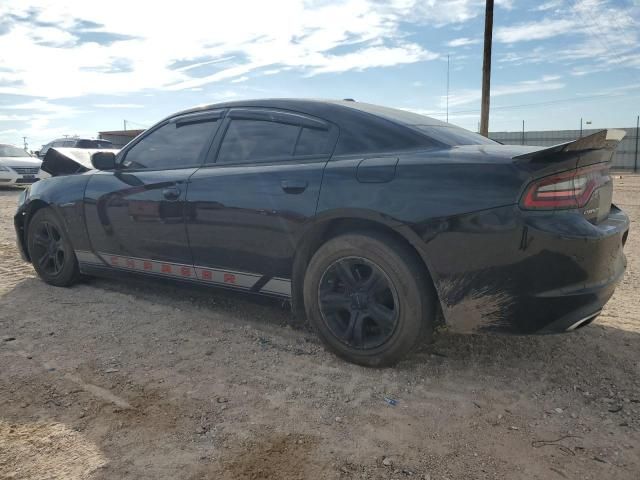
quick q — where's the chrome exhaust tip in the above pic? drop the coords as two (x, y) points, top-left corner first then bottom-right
(566, 310), (601, 331)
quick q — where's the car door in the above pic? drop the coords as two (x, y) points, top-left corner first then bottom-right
(186, 108), (338, 294)
(83, 110), (223, 273)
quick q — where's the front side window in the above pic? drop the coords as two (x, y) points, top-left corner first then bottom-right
(122, 120), (217, 170)
(217, 119), (300, 164)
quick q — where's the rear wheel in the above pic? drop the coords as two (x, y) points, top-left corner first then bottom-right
(303, 231), (435, 367)
(27, 208), (80, 287)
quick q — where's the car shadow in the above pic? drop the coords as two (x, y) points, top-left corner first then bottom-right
(0, 186), (25, 193)
(3, 274), (639, 387)
(2, 274), (639, 479)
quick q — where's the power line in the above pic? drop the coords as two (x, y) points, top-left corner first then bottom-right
(425, 89), (637, 117)
(569, 0), (640, 83)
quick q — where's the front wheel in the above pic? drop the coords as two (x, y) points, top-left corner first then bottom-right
(303, 231), (435, 367)
(27, 208), (80, 287)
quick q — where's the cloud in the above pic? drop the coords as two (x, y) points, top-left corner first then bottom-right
(80, 58), (133, 74)
(443, 76), (566, 108)
(495, 19), (575, 43)
(0, 114), (31, 121)
(496, 0), (638, 48)
(0, 100), (89, 144)
(3, 99), (76, 112)
(305, 43), (438, 75)
(533, 1), (563, 11)
(93, 103), (144, 108)
(447, 37), (480, 47)
(495, 0), (639, 83)
(0, 0), (545, 101)
(0, 0), (457, 99)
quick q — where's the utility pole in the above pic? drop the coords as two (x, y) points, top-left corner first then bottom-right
(635, 114), (639, 173)
(124, 119), (127, 131)
(479, 0), (494, 137)
(22, 136), (28, 151)
(522, 120), (525, 145)
(580, 117), (582, 138)
(446, 54), (450, 123)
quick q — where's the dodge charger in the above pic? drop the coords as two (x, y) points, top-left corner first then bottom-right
(14, 99), (630, 366)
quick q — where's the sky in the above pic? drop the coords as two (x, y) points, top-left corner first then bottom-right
(0, 0), (639, 150)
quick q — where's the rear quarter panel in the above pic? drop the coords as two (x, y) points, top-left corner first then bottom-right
(314, 148), (543, 333)
(317, 149), (529, 224)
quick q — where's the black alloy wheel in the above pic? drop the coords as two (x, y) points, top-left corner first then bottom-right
(304, 231), (435, 367)
(27, 208), (80, 287)
(30, 220), (66, 276)
(318, 257), (399, 350)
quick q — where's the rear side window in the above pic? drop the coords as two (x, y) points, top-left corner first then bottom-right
(122, 120), (217, 170)
(295, 127), (331, 156)
(217, 119), (300, 164)
(412, 125), (496, 146)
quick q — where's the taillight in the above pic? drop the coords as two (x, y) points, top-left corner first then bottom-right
(521, 165), (610, 210)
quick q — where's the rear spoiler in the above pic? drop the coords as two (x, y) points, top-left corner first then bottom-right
(513, 129), (626, 162)
(41, 147), (120, 176)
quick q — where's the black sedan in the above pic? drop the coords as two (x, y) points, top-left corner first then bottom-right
(14, 99), (629, 366)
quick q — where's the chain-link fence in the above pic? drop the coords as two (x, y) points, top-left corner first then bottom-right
(489, 127), (639, 171)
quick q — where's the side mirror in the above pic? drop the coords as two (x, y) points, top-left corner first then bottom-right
(91, 151), (116, 170)
(33, 150), (40, 157)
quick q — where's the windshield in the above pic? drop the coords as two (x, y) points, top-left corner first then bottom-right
(0, 145), (31, 157)
(76, 139), (113, 149)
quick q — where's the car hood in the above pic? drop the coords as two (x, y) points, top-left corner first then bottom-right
(0, 156), (41, 167)
(41, 147), (120, 176)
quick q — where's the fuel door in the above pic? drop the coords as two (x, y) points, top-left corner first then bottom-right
(356, 157), (399, 183)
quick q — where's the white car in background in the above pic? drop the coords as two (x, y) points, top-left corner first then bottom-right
(0, 144), (48, 186)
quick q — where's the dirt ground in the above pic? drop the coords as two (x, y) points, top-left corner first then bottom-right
(0, 175), (638, 480)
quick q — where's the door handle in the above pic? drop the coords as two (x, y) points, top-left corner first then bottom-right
(162, 186), (181, 201)
(281, 180), (308, 194)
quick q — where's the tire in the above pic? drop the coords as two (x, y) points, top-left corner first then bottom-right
(303, 231), (435, 367)
(27, 208), (80, 287)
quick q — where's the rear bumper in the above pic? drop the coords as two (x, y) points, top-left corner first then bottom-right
(416, 204), (629, 334)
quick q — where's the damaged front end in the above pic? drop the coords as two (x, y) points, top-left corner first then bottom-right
(41, 147), (120, 176)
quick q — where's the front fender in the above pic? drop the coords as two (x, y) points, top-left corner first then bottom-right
(14, 174), (94, 261)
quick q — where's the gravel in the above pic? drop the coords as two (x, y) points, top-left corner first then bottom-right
(0, 175), (639, 479)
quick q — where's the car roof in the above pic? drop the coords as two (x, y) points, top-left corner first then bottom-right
(169, 98), (449, 128)
(158, 98), (496, 153)
(48, 138), (112, 143)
